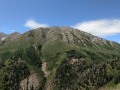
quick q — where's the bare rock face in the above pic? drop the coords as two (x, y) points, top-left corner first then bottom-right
(8, 32), (21, 41)
(27, 27), (119, 48)
(20, 73), (40, 90)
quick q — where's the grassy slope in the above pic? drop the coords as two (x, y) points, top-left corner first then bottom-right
(100, 84), (120, 90)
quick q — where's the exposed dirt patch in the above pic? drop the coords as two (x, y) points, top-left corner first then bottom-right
(41, 62), (50, 77)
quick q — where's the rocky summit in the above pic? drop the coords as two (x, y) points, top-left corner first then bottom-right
(0, 27), (120, 90)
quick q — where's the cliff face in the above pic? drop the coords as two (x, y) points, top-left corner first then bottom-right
(20, 73), (40, 90)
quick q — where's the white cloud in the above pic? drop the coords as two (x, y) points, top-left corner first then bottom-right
(73, 19), (120, 37)
(11, 29), (16, 32)
(25, 19), (48, 29)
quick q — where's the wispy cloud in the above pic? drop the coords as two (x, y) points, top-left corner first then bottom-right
(11, 29), (16, 32)
(73, 19), (120, 37)
(24, 19), (48, 29)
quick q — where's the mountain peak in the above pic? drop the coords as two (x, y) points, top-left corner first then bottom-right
(26, 27), (119, 48)
(10, 32), (21, 35)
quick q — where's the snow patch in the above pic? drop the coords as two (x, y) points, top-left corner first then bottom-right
(1, 37), (6, 41)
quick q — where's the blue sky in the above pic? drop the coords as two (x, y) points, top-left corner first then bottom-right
(0, 0), (120, 43)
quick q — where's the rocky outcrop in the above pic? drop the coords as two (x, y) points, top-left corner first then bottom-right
(0, 32), (21, 45)
(20, 73), (40, 90)
(41, 62), (50, 77)
(25, 27), (119, 48)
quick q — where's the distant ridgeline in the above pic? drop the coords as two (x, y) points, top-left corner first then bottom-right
(0, 27), (120, 90)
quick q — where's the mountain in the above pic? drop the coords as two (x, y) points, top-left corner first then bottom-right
(0, 27), (120, 90)
(0, 32), (21, 45)
(0, 32), (8, 40)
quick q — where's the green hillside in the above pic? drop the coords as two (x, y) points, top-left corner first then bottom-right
(0, 27), (120, 90)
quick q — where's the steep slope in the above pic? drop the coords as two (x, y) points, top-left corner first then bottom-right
(0, 27), (120, 90)
(0, 27), (119, 52)
(23, 27), (119, 47)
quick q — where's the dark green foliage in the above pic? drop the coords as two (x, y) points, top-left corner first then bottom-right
(54, 50), (120, 90)
(0, 58), (30, 90)
(38, 44), (42, 51)
(28, 30), (35, 45)
(0, 51), (12, 68)
(66, 50), (86, 58)
(0, 45), (45, 90)
(55, 60), (78, 90)
(30, 85), (34, 90)
(0, 40), (6, 46)
(39, 76), (47, 90)
(25, 46), (42, 67)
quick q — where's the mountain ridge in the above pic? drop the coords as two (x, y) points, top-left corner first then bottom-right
(0, 26), (119, 44)
(21, 27), (119, 46)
